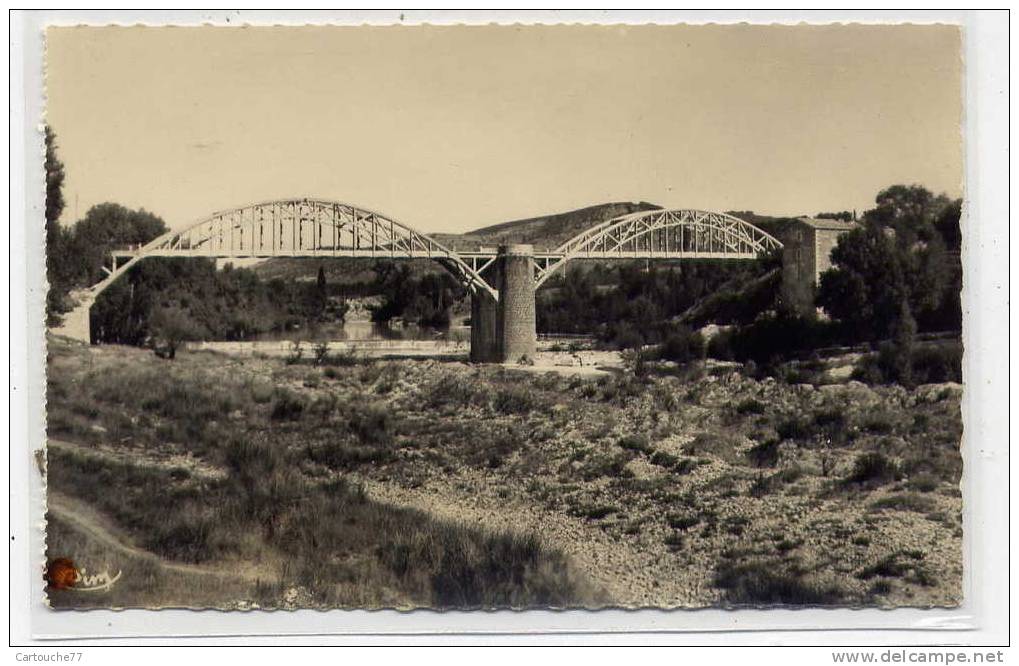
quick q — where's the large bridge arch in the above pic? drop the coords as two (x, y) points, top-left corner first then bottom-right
(86, 198), (498, 301)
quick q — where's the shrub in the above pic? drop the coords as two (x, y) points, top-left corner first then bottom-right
(572, 503), (617, 520)
(911, 342), (963, 384)
(610, 323), (645, 351)
(580, 451), (634, 480)
(270, 389), (306, 421)
(658, 326), (705, 363)
(306, 439), (394, 469)
(321, 349), (362, 367)
(426, 374), (490, 409)
(145, 510), (221, 563)
(684, 432), (741, 461)
(618, 434), (652, 454)
(735, 398), (766, 415)
(348, 404), (393, 447)
(724, 314), (841, 365)
(860, 411), (897, 434)
(846, 452), (900, 486)
(666, 512), (700, 531)
(749, 466), (804, 497)
(664, 532), (685, 551)
(858, 550), (926, 580)
(648, 450), (696, 474)
(906, 473), (940, 493)
(776, 416), (812, 441)
(812, 407), (848, 444)
(854, 340), (963, 387)
(747, 437), (781, 467)
(312, 341), (330, 365)
(869, 493), (937, 514)
(714, 559), (847, 605)
(707, 329), (737, 361)
(492, 385), (539, 415)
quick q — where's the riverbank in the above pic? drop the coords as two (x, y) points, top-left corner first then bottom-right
(45, 335), (962, 609)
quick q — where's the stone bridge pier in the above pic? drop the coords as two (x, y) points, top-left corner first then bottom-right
(469, 244), (537, 364)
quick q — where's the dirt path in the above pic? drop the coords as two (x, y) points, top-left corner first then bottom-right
(48, 492), (278, 584)
(47, 438), (225, 481)
(46, 438), (277, 586)
(354, 475), (714, 608)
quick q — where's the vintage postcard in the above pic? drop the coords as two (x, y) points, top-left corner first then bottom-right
(39, 22), (965, 612)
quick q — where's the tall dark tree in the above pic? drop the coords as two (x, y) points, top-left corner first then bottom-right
(818, 184), (962, 339)
(65, 203), (168, 285)
(45, 126), (70, 322)
(44, 126), (65, 228)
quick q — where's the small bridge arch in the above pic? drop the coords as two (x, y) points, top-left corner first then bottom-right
(530, 208), (783, 287)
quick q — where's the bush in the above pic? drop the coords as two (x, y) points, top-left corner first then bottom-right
(426, 374), (491, 410)
(714, 559), (847, 605)
(911, 342), (963, 384)
(270, 389), (306, 421)
(666, 512), (700, 531)
(618, 434), (652, 454)
(846, 452), (900, 486)
(649, 450), (696, 474)
(776, 416), (812, 441)
(491, 385), (539, 415)
(735, 398), (766, 415)
(854, 340), (962, 387)
(306, 439), (394, 469)
(749, 467), (804, 497)
(869, 493), (937, 514)
(747, 437), (781, 467)
(348, 404), (393, 447)
(724, 314), (842, 365)
(609, 322), (646, 351)
(571, 503), (617, 520)
(312, 341), (330, 365)
(707, 329), (736, 361)
(907, 473), (940, 493)
(657, 326), (705, 363)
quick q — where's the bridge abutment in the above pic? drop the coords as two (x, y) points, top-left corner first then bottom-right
(469, 289), (499, 362)
(51, 293), (94, 343)
(494, 244), (537, 363)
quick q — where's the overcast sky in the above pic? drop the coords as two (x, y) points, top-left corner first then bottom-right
(46, 23), (963, 233)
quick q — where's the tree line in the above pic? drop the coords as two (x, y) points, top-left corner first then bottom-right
(537, 184), (962, 387)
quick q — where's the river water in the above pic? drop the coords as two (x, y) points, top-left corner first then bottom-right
(188, 319), (471, 357)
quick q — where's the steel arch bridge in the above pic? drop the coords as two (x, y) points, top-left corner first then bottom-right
(90, 200), (782, 301)
(93, 198), (499, 299)
(460, 208), (783, 288)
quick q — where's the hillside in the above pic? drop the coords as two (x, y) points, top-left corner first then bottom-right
(433, 201), (662, 251)
(251, 257), (445, 284)
(724, 211), (803, 243)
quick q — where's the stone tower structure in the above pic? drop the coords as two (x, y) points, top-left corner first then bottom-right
(780, 217), (856, 314)
(495, 244), (537, 363)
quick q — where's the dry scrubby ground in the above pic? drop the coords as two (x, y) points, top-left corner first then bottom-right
(44, 336), (962, 609)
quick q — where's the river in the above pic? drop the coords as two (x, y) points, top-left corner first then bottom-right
(187, 319), (471, 357)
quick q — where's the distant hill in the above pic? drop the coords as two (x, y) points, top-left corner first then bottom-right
(724, 211), (803, 243)
(250, 257), (445, 285)
(434, 201), (662, 252)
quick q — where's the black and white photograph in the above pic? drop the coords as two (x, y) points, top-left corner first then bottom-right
(37, 20), (970, 613)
